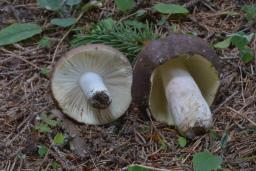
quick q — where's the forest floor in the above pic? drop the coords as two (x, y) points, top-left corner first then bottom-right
(0, 0), (256, 170)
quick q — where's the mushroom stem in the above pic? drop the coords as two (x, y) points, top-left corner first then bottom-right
(79, 72), (111, 109)
(160, 64), (212, 138)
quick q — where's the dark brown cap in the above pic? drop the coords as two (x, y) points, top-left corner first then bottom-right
(132, 33), (221, 110)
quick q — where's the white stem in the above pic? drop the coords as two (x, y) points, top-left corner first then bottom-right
(79, 72), (111, 109)
(160, 64), (212, 138)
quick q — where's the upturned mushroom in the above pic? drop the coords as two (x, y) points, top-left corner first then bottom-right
(132, 33), (221, 138)
(51, 44), (132, 125)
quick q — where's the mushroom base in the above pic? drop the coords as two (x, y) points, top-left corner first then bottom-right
(88, 90), (112, 109)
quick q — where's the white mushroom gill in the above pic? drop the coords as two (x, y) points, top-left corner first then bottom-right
(149, 54), (220, 137)
(51, 45), (132, 125)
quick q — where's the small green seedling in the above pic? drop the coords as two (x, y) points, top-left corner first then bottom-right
(53, 133), (65, 145)
(34, 113), (59, 133)
(214, 32), (255, 63)
(38, 37), (52, 48)
(178, 136), (187, 148)
(242, 4), (256, 22)
(51, 161), (61, 169)
(38, 145), (48, 158)
(40, 67), (50, 76)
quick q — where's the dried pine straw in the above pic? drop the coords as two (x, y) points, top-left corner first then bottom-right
(0, 0), (255, 170)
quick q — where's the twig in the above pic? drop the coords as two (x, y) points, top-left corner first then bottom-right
(183, 0), (201, 8)
(239, 66), (246, 104)
(87, 155), (98, 170)
(0, 48), (40, 69)
(17, 157), (23, 171)
(9, 156), (17, 171)
(188, 16), (210, 32)
(182, 136), (205, 163)
(226, 106), (256, 127)
(9, 5), (21, 22)
(213, 91), (239, 113)
(5, 106), (50, 146)
(3, 73), (22, 87)
(19, 106), (50, 130)
(118, 12), (138, 22)
(201, 0), (216, 12)
(5, 123), (29, 147)
(146, 108), (171, 148)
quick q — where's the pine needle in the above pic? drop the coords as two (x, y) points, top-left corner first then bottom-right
(70, 19), (159, 61)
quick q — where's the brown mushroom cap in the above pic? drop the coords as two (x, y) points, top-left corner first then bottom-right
(132, 33), (221, 122)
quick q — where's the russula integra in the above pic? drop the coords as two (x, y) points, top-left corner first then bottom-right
(51, 44), (132, 124)
(132, 33), (221, 138)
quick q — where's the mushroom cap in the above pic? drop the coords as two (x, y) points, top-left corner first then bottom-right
(132, 33), (221, 125)
(51, 44), (132, 125)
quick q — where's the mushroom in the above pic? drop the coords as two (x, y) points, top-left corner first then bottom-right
(132, 33), (221, 138)
(51, 44), (132, 125)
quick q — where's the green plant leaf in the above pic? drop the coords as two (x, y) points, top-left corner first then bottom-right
(128, 164), (150, 171)
(0, 23), (42, 46)
(153, 3), (189, 15)
(214, 37), (231, 49)
(115, 0), (134, 12)
(51, 161), (61, 169)
(40, 67), (50, 76)
(38, 36), (52, 48)
(135, 9), (147, 17)
(65, 0), (81, 6)
(193, 151), (222, 171)
(230, 34), (249, 50)
(37, 0), (62, 11)
(138, 126), (150, 133)
(99, 18), (116, 29)
(51, 18), (76, 27)
(210, 130), (220, 141)
(240, 48), (254, 63)
(128, 164), (166, 171)
(178, 136), (187, 147)
(35, 123), (51, 133)
(157, 17), (167, 26)
(40, 113), (59, 127)
(38, 145), (48, 158)
(242, 5), (256, 21)
(53, 133), (64, 145)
